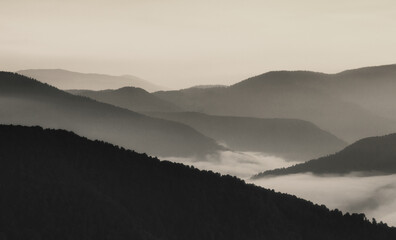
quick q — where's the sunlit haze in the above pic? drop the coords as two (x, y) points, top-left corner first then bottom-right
(1, 0), (396, 88)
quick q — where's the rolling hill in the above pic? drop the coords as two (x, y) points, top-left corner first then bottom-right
(154, 65), (396, 142)
(18, 69), (165, 92)
(147, 112), (347, 161)
(0, 72), (222, 157)
(66, 86), (346, 161)
(68, 87), (181, 112)
(253, 133), (396, 178)
(0, 124), (394, 240)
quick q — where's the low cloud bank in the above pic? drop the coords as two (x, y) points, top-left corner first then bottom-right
(163, 151), (396, 227)
(250, 173), (396, 227)
(164, 150), (297, 178)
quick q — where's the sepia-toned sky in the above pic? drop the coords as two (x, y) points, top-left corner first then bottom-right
(1, 0), (396, 88)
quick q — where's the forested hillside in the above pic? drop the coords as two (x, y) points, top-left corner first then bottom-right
(0, 125), (394, 240)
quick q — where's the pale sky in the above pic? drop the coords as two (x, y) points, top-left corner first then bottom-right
(1, 0), (396, 88)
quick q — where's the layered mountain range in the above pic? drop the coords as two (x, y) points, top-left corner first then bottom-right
(0, 72), (221, 157)
(154, 64), (396, 142)
(18, 69), (165, 92)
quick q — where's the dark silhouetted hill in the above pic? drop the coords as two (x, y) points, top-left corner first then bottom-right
(253, 133), (396, 178)
(18, 69), (165, 92)
(147, 112), (347, 161)
(154, 65), (396, 142)
(0, 125), (395, 240)
(68, 87), (181, 112)
(0, 72), (222, 157)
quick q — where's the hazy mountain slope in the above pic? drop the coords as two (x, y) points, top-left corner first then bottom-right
(0, 125), (395, 240)
(189, 84), (227, 89)
(0, 72), (222, 157)
(147, 112), (347, 161)
(121, 74), (167, 92)
(154, 67), (396, 142)
(68, 87), (181, 112)
(253, 134), (396, 178)
(18, 69), (165, 92)
(329, 64), (396, 120)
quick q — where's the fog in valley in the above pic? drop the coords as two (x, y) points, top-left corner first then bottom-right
(252, 173), (396, 227)
(165, 150), (297, 179)
(166, 150), (396, 227)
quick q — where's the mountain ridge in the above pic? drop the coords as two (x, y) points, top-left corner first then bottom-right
(154, 64), (396, 142)
(18, 69), (165, 92)
(68, 87), (181, 112)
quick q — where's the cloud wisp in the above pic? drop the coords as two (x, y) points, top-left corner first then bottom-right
(163, 150), (297, 179)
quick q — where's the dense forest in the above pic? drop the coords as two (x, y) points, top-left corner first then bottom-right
(0, 125), (395, 240)
(253, 133), (396, 178)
